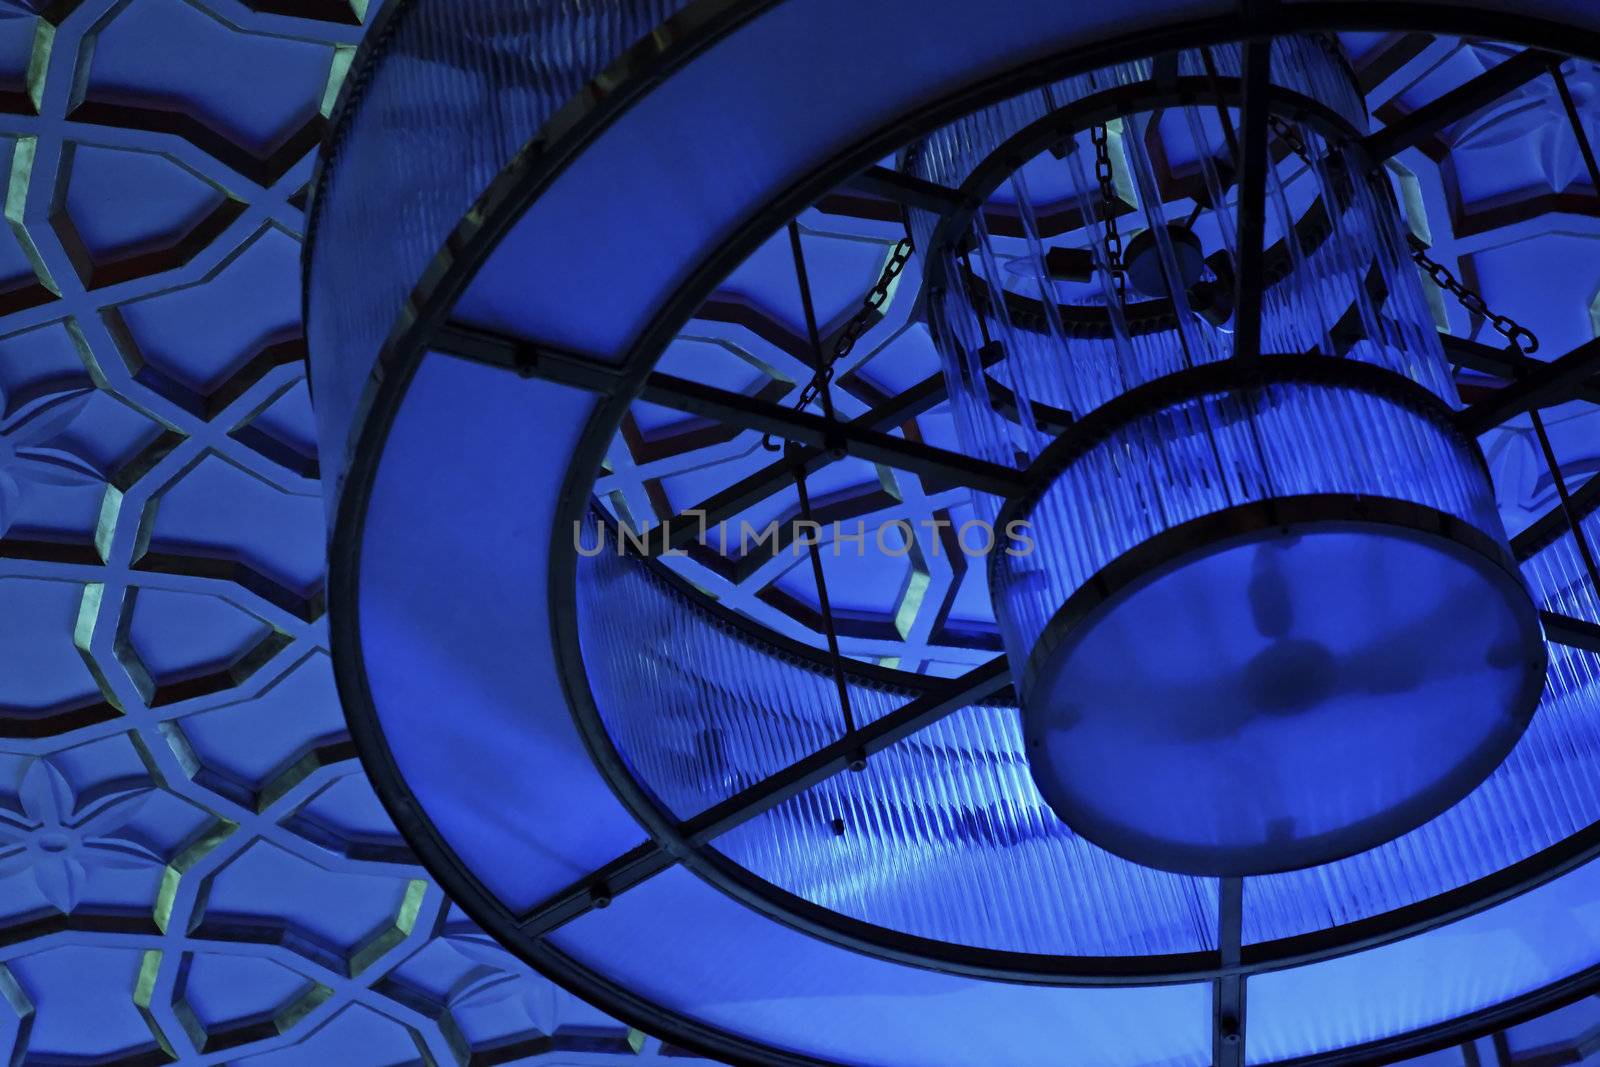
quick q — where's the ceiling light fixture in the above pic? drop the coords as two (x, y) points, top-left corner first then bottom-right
(306, 3), (1600, 1064)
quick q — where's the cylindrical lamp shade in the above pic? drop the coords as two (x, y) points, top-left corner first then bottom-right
(908, 36), (1546, 874)
(991, 363), (1545, 874)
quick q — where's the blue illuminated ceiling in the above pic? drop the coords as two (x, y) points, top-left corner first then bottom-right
(0, 0), (718, 1062)
(2, 3), (1600, 1065)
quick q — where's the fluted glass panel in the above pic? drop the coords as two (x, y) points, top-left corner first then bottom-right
(577, 511), (916, 820)
(1242, 641), (1595, 943)
(308, 0), (690, 510)
(992, 378), (1500, 677)
(713, 701), (1218, 957)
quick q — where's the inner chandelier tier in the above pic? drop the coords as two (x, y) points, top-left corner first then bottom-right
(904, 35), (1546, 875)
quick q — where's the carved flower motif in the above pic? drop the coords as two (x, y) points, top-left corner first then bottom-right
(0, 758), (161, 912)
(0, 384), (102, 537)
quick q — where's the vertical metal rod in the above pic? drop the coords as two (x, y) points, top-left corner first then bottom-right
(1233, 39), (1272, 362)
(1214, 876), (1246, 1067)
(1531, 407), (1600, 600)
(961, 249), (995, 349)
(1550, 62), (1600, 198)
(788, 219), (839, 425)
(1199, 47), (1242, 165)
(790, 446), (861, 748)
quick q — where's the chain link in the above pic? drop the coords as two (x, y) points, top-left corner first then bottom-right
(1091, 124), (1126, 301)
(1406, 234), (1540, 354)
(1269, 113), (1539, 355)
(1267, 114), (1312, 164)
(761, 236), (915, 451)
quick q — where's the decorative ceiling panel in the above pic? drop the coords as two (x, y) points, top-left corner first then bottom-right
(0, 1), (713, 1062)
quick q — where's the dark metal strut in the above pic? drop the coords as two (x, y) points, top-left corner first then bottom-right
(1362, 49), (1552, 161)
(433, 321), (1027, 498)
(1458, 338), (1600, 436)
(517, 656), (1012, 935)
(1215, 877), (1247, 1067)
(1233, 39), (1273, 363)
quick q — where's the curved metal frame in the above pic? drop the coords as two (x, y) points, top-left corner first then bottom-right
(1013, 493), (1545, 876)
(316, 3), (1600, 1064)
(993, 354), (1491, 533)
(914, 70), (1373, 343)
(995, 356), (1510, 674)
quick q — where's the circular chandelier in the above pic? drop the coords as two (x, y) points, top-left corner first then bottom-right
(910, 33), (1544, 876)
(306, 3), (1600, 1065)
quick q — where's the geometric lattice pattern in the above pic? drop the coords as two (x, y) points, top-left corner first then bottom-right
(0, 2), (712, 1062)
(0, 4), (1596, 1064)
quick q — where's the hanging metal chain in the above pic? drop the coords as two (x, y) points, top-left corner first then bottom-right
(1406, 234), (1540, 354)
(1091, 123), (1126, 301)
(1267, 114), (1312, 164)
(762, 236), (914, 451)
(1266, 111), (1540, 355)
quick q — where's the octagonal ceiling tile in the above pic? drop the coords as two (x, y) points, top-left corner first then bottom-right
(1386, 39), (1511, 117)
(0, 732), (229, 922)
(0, 362), (115, 551)
(280, 769), (407, 865)
(716, 223), (899, 344)
(82, 0), (336, 176)
(229, 373), (315, 479)
(118, 586), (286, 709)
(1469, 230), (1600, 358)
(1448, 55), (1600, 203)
(382, 928), (636, 1064)
(4, 945), (170, 1063)
(901, 402), (967, 458)
(840, 320), (943, 407)
(0, 320), (84, 398)
(1485, 404), (1600, 537)
(805, 197), (910, 244)
(58, 143), (239, 291)
(0, 578), (117, 738)
(190, 837), (426, 977)
(170, 951), (328, 1054)
(135, 450), (323, 621)
(761, 503), (921, 645)
(644, 437), (787, 509)
(232, 1002), (426, 1067)
(63, 389), (172, 489)
(635, 335), (793, 444)
(0, 325), (170, 516)
(111, 225), (302, 414)
(163, 651), (349, 813)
